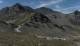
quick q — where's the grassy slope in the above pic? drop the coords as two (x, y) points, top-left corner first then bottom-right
(0, 32), (76, 46)
(14, 13), (35, 26)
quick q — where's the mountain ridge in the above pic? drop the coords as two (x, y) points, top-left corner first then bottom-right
(0, 3), (80, 39)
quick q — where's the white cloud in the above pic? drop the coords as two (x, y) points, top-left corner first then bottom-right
(54, 5), (80, 14)
(35, 0), (63, 8)
(0, 0), (3, 3)
(60, 5), (80, 13)
(63, 6), (80, 11)
(55, 5), (61, 9)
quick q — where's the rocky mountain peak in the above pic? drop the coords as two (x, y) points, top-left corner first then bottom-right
(35, 7), (61, 16)
(74, 10), (80, 15)
(12, 3), (25, 12)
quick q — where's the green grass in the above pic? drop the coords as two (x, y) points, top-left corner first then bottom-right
(14, 13), (35, 25)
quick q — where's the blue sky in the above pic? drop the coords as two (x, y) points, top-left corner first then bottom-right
(0, 0), (80, 13)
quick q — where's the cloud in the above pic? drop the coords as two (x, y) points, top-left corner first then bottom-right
(61, 5), (80, 13)
(0, 0), (3, 3)
(35, 0), (63, 8)
(54, 5), (80, 14)
(55, 5), (61, 9)
(62, 6), (80, 11)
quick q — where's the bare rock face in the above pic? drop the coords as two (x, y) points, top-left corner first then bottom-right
(68, 10), (80, 25)
(12, 3), (25, 12)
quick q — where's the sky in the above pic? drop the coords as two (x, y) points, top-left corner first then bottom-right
(0, 0), (80, 13)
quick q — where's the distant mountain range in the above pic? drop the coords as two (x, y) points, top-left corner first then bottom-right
(0, 3), (80, 38)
